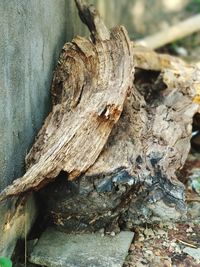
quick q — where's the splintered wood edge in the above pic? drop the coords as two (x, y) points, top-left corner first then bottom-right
(74, 0), (110, 41)
(0, 4), (134, 201)
(132, 45), (200, 109)
(1, 2), (200, 202)
(1, 47), (199, 202)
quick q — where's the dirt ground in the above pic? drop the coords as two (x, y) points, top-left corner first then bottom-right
(123, 222), (200, 267)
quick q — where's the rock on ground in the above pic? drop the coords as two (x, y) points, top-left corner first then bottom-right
(29, 227), (134, 267)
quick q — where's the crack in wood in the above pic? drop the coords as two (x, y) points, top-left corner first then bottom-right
(0, 0), (200, 228)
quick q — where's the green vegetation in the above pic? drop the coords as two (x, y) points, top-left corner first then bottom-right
(187, 0), (200, 13)
(0, 257), (12, 267)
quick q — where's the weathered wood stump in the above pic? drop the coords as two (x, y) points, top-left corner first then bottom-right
(0, 0), (200, 231)
(39, 61), (199, 232)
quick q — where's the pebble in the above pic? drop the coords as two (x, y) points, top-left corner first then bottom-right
(144, 250), (153, 256)
(174, 46), (188, 57)
(157, 229), (167, 237)
(110, 231), (115, 237)
(162, 241), (169, 248)
(170, 241), (177, 247)
(138, 234), (145, 242)
(154, 250), (161, 256)
(134, 242), (143, 249)
(144, 228), (154, 238)
(186, 227), (193, 233)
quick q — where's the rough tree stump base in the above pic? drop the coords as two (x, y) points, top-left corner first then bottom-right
(0, 0), (200, 230)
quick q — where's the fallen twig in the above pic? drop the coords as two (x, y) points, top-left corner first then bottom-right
(177, 239), (198, 248)
(136, 14), (200, 49)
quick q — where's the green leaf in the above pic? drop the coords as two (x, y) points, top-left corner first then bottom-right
(0, 257), (12, 267)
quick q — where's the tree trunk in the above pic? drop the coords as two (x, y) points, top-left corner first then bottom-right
(0, 0), (199, 229)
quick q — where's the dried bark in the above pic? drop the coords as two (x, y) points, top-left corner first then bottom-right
(0, 0), (200, 227)
(0, 0), (134, 200)
(39, 58), (199, 231)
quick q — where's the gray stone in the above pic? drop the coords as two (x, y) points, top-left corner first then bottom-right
(183, 247), (200, 262)
(29, 227), (134, 267)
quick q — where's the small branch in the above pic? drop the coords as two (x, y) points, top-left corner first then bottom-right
(74, 0), (110, 41)
(136, 14), (200, 49)
(177, 239), (197, 248)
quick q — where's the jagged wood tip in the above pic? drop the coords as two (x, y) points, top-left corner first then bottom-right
(74, 0), (110, 41)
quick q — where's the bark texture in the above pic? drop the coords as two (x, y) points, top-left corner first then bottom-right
(39, 57), (199, 231)
(0, 0), (134, 200)
(0, 0), (200, 228)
